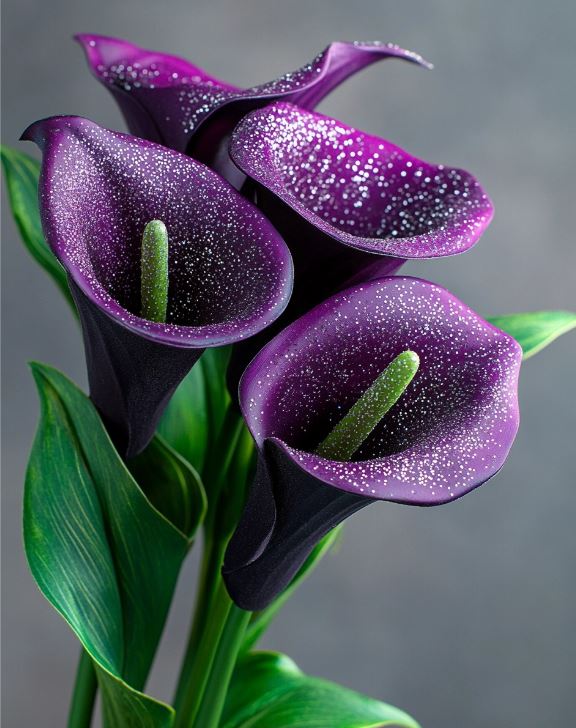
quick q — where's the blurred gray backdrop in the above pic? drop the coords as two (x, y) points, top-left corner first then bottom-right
(2, 1), (575, 726)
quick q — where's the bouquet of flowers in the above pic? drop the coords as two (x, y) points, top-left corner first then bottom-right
(2, 33), (574, 728)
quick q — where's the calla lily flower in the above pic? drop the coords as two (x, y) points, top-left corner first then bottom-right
(75, 33), (430, 180)
(223, 277), (521, 610)
(226, 101), (494, 387)
(22, 116), (293, 457)
(230, 101), (494, 291)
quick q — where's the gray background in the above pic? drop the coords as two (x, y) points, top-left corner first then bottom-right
(2, 1), (575, 726)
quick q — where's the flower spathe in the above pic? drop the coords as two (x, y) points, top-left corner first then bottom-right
(22, 116), (293, 457)
(226, 102), (494, 392)
(76, 33), (430, 180)
(223, 277), (522, 610)
(230, 102), (494, 264)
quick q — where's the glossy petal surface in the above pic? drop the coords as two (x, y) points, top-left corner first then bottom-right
(231, 102), (494, 260)
(242, 276), (521, 501)
(76, 34), (430, 158)
(22, 116), (292, 454)
(224, 277), (521, 609)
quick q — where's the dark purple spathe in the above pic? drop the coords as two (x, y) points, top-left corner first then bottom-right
(22, 116), (293, 457)
(223, 277), (521, 610)
(75, 34), (430, 177)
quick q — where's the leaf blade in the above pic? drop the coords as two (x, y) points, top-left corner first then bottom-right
(24, 363), (194, 725)
(158, 345), (233, 479)
(127, 434), (207, 540)
(487, 311), (576, 359)
(1, 144), (76, 311)
(223, 651), (420, 728)
(157, 363), (209, 473)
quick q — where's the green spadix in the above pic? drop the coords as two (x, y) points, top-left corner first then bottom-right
(140, 220), (169, 323)
(316, 350), (420, 461)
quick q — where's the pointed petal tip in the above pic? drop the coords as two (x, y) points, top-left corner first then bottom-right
(74, 33), (142, 79)
(20, 115), (85, 146)
(73, 32), (91, 45)
(20, 118), (49, 145)
(74, 33), (110, 61)
(74, 32), (118, 48)
(336, 40), (433, 70)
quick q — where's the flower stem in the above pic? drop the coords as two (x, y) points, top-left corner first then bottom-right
(172, 533), (223, 712)
(173, 405), (253, 726)
(174, 576), (250, 728)
(67, 649), (97, 728)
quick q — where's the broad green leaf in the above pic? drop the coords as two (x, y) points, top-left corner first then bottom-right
(25, 363), (196, 725)
(242, 526), (343, 653)
(223, 651), (421, 728)
(1, 144), (76, 313)
(488, 311), (576, 359)
(127, 434), (207, 540)
(96, 667), (174, 728)
(158, 346), (232, 476)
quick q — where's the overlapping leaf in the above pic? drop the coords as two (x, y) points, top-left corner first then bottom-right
(488, 311), (576, 359)
(1, 145), (75, 312)
(158, 346), (232, 476)
(223, 652), (421, 728)
(25, 363), (206, 726)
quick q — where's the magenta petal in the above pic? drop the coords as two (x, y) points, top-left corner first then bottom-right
(76, 34), (430, 165)
(22, 116), (292, 456)
(223, 277), (521, 609)
(230, 102), (494, 261)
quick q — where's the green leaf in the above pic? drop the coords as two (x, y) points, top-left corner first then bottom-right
(25, 363), (194, 725)
(127, 434), (207, 540)
(158, 364), (208, 473)
(201, 346), (233, 439)
(223, 651), (421, 728)
(242, 526), (343, 653)
(158, 346), (232, 476)
(488, 311), (576, 359)
(0, 145), (76, 313)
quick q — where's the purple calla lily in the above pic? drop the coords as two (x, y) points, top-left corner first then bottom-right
(75, 33), (430, 181)
(230, 101), (494, 279)
(226, 101), (494, 390)
(22, 116), (293, 457)
(223, 276), (521, 610)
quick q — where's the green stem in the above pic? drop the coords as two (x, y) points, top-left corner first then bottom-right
(67, 649), (97, 728)
(192, 581), (251, 728)
(172, 534), (224, 711)
(174, 578), (250, 728)
(202, 407), (244, 529)
(173, 405), (252, 722)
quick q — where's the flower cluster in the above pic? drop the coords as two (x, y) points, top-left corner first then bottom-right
(26, 34), (521, 610)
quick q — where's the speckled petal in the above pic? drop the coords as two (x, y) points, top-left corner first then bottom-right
(223, 277), (521, 609)
(76, 34), (430, 166)
(22, 116), (293, 456)
(230, 102), (494, 261)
